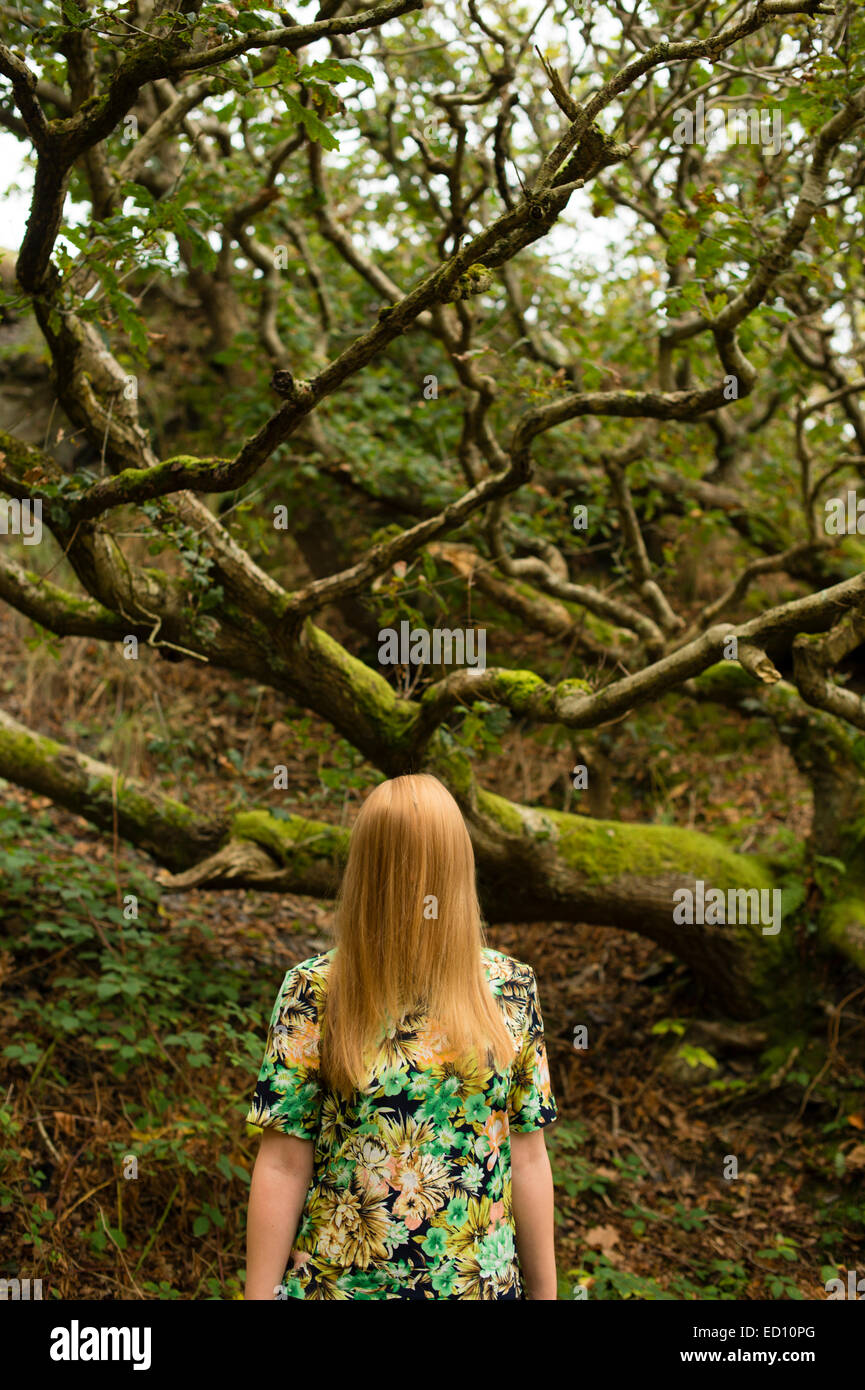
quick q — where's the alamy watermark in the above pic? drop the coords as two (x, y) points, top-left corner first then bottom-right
(825, 1269), (865, 1299)
(0, 498), (42, 545)
(824, 491), (865, 535)
(673, 880), (781, 935)
(49, 1321), (151, 1371)
(0, 1277), (42, 1299)
(378, 621), (486, 671)
(672, 96), (783, 156)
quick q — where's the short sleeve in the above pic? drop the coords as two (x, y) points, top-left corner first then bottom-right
(507, 968), (557, 1133)
(245, 964), (323, 1139)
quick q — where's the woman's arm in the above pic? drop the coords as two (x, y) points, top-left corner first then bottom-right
(510, 1127), (557, 1300)
(245, 1129), (315, 1300)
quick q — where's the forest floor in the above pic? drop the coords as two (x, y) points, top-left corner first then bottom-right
(1, 613), (864, 1300)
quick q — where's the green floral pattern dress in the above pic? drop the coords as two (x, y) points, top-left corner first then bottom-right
(245, 945), (557, 1300)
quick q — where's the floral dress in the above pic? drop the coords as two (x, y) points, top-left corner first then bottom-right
(245, 945), (557, 1300)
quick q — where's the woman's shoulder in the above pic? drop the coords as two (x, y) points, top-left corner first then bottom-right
(481, 945), (537, 988)
(275, 948), (335, 1002)
(291, 946), (336, 976)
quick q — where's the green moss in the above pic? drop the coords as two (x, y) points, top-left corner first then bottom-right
(476, 788), (529, 836)
(821, 897), (865, 973)
(582, 610), (637, 647)
(557, 676), (592, 696)
(142, 566), (171, 589)
(0, 430), (57, 478)
(0, 720), (207, 861)
(486, 670), (547, 713)
(22, 572), (118, 621)
(0, 725), (66, 779)
(471, 792), (775, 891)
(424, 740), (476, 799)
(162, 455), (205, 470)
(82, 457), (218, 503)
(304, 621), (419, 751)
(424, 752), (776, 902)
(692, 661), (760, 697)
(544, 809), (774, 888)
(443, 669), (592, 721)
(443, 264), (494, 302)
(232, 809), (349, 866)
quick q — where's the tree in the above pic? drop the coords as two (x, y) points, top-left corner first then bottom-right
(1, 0), (864, 1018)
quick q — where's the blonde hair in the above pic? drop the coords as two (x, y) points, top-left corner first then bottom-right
(319, 773), (516, 1097)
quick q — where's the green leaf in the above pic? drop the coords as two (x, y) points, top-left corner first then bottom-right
(283, 92), (339, 149)
(183, 225), (218, 272)
(677, 1044), (719, 1071)
(111, 289), (149, 355)
(298, 58), (374, 87)
(814, 855), (847, 875)
(61, 0), (89, 24)
(651, 1019), (687, 1037)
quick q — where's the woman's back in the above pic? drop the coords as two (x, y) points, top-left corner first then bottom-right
(246, 944), (557, 1300)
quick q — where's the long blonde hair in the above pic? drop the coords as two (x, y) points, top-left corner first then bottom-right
(319, 773), (516, 1098)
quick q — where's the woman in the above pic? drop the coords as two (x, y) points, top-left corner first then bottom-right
(244, 773), (558, 1300)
